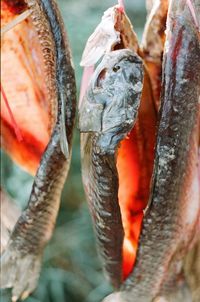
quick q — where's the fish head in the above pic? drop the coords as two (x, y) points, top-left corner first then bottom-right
(79, 49), (144, 140)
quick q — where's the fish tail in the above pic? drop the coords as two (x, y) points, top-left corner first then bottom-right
(0, 244), (42, 301)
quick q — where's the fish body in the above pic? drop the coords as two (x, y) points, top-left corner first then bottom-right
(0, 0), (76, 300)
(79, 49), (144, 288)
(104, 0), (200, 301)
(80, 3), (157, 283)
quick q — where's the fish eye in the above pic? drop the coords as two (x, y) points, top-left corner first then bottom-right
(113, 65), (120, 72)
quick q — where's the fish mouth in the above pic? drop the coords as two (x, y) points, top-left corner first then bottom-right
(1, 0), (57, 174)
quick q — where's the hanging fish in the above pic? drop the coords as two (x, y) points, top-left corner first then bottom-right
(103, 0), (200, 301)
(0, 0), (76, 301)
(80, 0), (200, 301)
(80, 3), (157, 285)
(79, 48), (144, 288)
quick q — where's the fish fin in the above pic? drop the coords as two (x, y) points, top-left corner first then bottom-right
(0, 245), (42, 301)
(79, 100), (103, 133)
(60, 128), (69, 158)
(59, 95), (69, 158)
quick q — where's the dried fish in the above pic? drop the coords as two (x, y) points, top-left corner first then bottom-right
(0, 1), (76, 300)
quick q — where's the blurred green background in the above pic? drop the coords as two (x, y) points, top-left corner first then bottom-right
(1, 1), (146, 301)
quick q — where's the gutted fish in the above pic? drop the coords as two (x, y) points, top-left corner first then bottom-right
(1, 0), (75, 175)
(79, 49), (144, 288)
(0, 0), (76, 300)
(79, 0), (200, 301)
(80, 3), (157, 285)
(103, 0), (200, 301)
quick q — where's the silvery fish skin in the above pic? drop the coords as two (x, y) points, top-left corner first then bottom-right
(79, 49), (144, 288)
(104, 1), (200, 301)
(0, 1), (76, 301)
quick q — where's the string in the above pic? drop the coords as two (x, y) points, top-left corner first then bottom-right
(186, 0), (199, 30)
(118, 0), (125, 10)
(1, 83), (23, 142)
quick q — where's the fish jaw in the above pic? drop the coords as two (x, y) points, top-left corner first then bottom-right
(80, 5), (139, 68)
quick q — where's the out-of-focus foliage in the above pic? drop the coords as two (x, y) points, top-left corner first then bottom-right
(1, 0), (146, 301)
